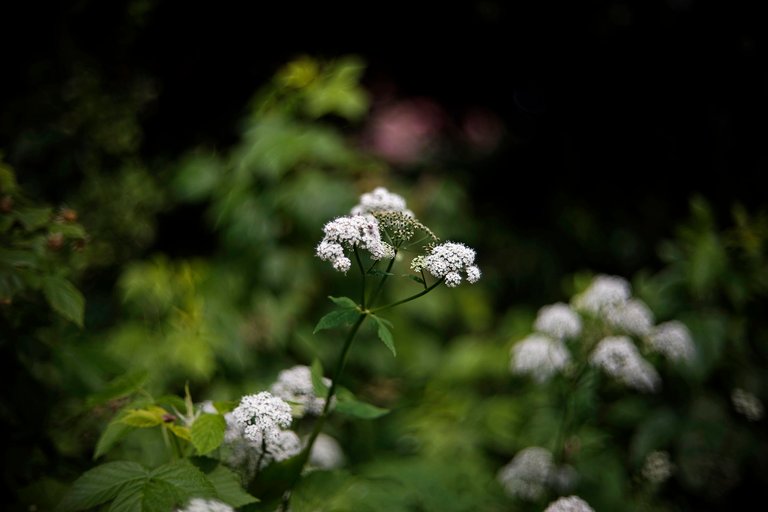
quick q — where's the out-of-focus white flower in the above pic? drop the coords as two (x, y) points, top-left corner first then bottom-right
(534, 303), (582, 340)
(497, 446), (554, 501)
(351, 187), (413, 216)
(647, 320), (696, 363)
(270, 365), (331, 417)
(176, 498), (233, 512)
(590, 336), (660, 392)
(573, 274), (631, 315)
(412, 241), (480, 287)
(604, 298), (654, 336)
(307, 433), (345, 470)
(642, 450), (674, 484)
(510, 334), (571, 382)
(316, 214), (394, 272)
(543, 495), (595, 512)
(232, 392), (293, 445)
(732, 388), (764, 421)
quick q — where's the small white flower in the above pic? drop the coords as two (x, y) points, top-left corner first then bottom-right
(232, 392), (293, 445)
(497, 446), (554, 501)
(590, 336), (660, 392)
(732, 388), (764, 421)
(316, 214), (394, 272)
(176, 498), (234, 512)
(350, 186), (413, 216)
(510, 334), (571, 382)
(647, 320), (696, 363)
(544, 495), (595, 512)
(573, 274), (631, 314)
(642, 450), (674, 484)
(222, 413), (301, 479)
(604, 298), (654, 336)
(307, 433), (345, 470)
(270, 365), (331, 417)
(534, 303), (582, 340)
(417, 241), (480, 287)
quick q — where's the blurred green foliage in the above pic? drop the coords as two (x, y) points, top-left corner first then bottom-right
(1, 54), (766, 512)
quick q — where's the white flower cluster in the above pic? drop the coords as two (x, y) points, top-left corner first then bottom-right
(497, 446), (576, 502)
(731, 388), (764, 421)
(510, 274), (697, 389)
(350, 186), (413, 217)
(590, 336), (661, 393)
(176, 498), (233, 512)
(642, 450), (674, 484)
(316, 214), (394, 272)
(270, 365), (332, 417)
(222, 412), (301, 480)
(307, 432), (345, 470)
(411, 241), (481, 287)
(231, 392), (293, 446)
(543, 496), (595, 512)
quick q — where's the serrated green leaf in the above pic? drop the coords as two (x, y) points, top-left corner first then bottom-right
(149, 460), (217, 499)
(42, 275), (85, 327)
(371, 315), (396, 356)
(0, 248), (38, 268)
(313, 308), (361, 333)
(119, 406), (167, 428)
(310, 358), (329, 397)
(212, 400), (237, 414)
(205, 465), (259, 507)
(328, 295), (358, 309)
(56, 461), (147, 512)
(335, 398), (389, 419)
(15, 206), (52, 230)
(191, 414), (226, 455)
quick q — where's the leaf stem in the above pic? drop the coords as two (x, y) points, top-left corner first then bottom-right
(369, 278), (443, 314)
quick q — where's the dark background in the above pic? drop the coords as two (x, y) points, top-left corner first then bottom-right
(1, 0), (766, 278)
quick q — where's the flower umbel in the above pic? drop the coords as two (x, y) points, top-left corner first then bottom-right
(510, 334), (571, 382)
(412, 241), (481, 287)
(543, 496), (595, 512)
(176, 498), (234, 512)
(316, 214), (393, 272)
(270, 365), (333, 417)
(350, 186), (413, 216)
(231, 391), (293, 445)
(590, 336), (660, 392)
(534, 302), (582, 340)
(497, 446), (555, 501)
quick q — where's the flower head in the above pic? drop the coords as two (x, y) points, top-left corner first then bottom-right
(231, 392), (293, 445)
(544, 496), (595, 512)
(642, 450), (674, 484)
(497, 446), (555, 501)
(270, 365), (331, 417)
(510, 334), (571, 382)
(412, 241), (480, 287)
(316, 214), (394, 272)
(351, 186), (413, 216)
(222, 412), (301, 479)
(573, 274), (631, 314)
(732, 388), (764, 421)
(647, 320), (696, 363)
(590, 336), (660, 392)
(534, 303), (582, 340)
(307, 433), (345, 470)
(604, 298), (654, 336)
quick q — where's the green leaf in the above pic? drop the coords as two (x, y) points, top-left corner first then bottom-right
(94, 421), (136, 460)
(42, 275), (85, 327)
(205, 465), (259, 507)
(118, 406), (167, 428)
(168, 424), (192, 442)
(313, 308), (361, 333)
(15, 206), (52, 230)
(0, 248), (38, 268)
(149, 460), (217, 499)
(87, 371), (149, 408)
(310, 358), (329, 397)
(335, 398), (389, 419)
(371, 314), (396, 356)
(191, 414), (226, 455)
(328, 295), (358, 309)
(56, 461), (147, 512)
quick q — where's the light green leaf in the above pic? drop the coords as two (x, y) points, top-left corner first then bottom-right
(56, 461), (147, 512)
(87, 371), (149, 408)
(15, 206), (52, 230)
(313, 308), (361, 333)
(94, 421), (136, 460)
(310, 358), (329, 397)
(328, 295), (358, 309)
(168, 424), (192, 442)
(371, 314), (396, 356)
(191, 414), (226, 455)
(205, 465), (259, 507)
(42, 275), (85, 327)
(118, 406), (167, 428)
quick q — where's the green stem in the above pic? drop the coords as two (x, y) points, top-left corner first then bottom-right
(367, 251), (398, 307)
(354, 247), (367, 309)
(369, 278), (443, 314)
